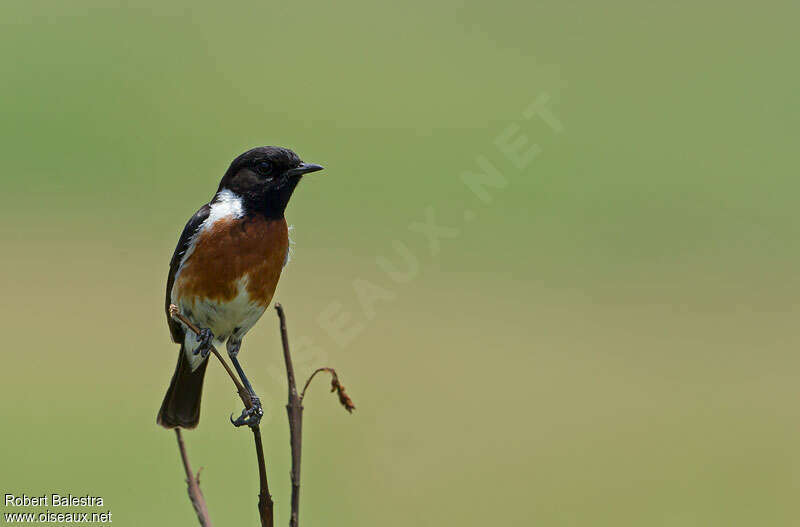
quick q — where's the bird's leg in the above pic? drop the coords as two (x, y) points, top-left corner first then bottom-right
(227, 338), (264, 428)
(192, 328), (214, 358)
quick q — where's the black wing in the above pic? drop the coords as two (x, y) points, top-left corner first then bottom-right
(165, 204), (211, 343)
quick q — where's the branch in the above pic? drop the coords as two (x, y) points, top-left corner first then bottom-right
(275, 303), (303, 527)
(275, 304), (355, 527)
(175, 429), (213, 527)
(300, 368), (356, 412)
(170, 305), (273, 527)
(168, 303), (354, 527)
(252, 426), (274, 527)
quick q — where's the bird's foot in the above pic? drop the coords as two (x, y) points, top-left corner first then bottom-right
(230, 396), (264, 428)
(192, 328), (214, 358)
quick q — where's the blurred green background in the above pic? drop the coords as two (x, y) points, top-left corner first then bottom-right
(2, 1), (799, 525)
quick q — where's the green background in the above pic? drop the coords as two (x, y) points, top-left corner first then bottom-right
(2, 1), (799, 525)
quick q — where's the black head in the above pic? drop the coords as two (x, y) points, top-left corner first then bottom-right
(217, 146), (324, 218)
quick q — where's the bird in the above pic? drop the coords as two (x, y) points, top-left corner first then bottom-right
(157, 146), (323, 429)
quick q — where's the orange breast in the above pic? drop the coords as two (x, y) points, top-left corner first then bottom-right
(174, 216), (288, 306)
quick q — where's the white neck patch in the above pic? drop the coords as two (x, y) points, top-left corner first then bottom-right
(174, 189), (245, 272)
(207, 188), (244, 223)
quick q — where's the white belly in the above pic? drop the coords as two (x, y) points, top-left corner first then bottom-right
(174, 276), (266, 370)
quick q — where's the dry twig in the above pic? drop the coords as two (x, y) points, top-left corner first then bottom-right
(301, 367), (356, 412)
(175, 428), (213, 527)
(275, 303), (355, 527)
(169, 303), (355, 527)
(170, 304), (273, 527)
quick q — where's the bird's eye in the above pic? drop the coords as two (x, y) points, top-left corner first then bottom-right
(256, 161), (272, 175)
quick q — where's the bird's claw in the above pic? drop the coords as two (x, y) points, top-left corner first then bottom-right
(193, 328), (214, 358)
(230, 397), (263, 428)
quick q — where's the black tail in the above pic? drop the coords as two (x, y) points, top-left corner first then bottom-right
(157, 346), (209, 429)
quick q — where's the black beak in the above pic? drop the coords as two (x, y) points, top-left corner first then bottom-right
(285, 163), (324, 178)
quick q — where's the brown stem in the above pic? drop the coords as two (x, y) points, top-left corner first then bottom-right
(169, 303), (352, 527)
(253, 427), (274, 527)
(170, 304), (273, 527)
(275, 303), (303, 527)
(275, 303), (357, 527)
(299, 368), (329, 401)
(175, 429), (213, 527)
(300, 368), (356, 413)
